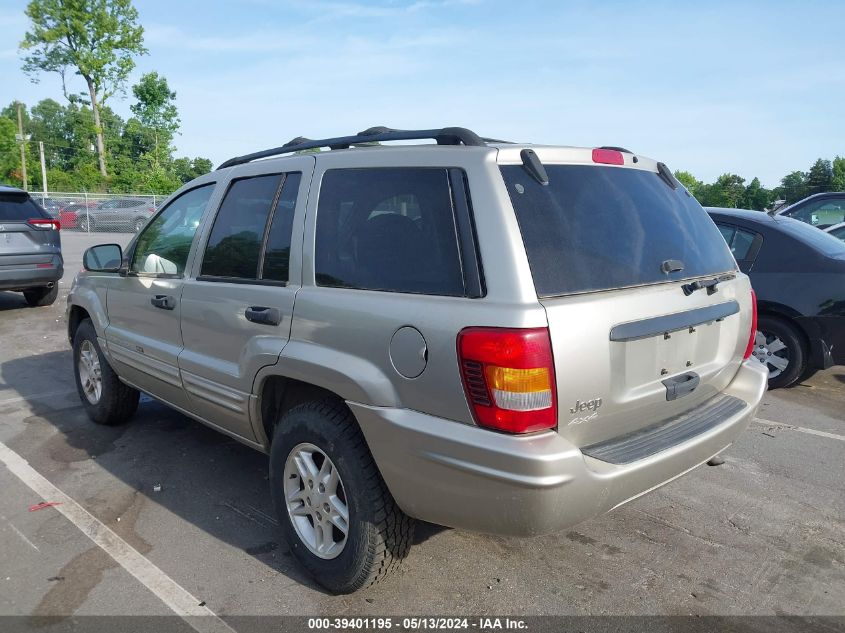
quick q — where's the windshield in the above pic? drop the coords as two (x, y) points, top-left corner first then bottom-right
(501, 165), (737, 297)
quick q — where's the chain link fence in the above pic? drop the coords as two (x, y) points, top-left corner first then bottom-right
(32, 191), (173, 234)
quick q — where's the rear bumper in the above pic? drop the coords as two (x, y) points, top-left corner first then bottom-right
(0, 255), (63, 291)
(351, 359), (768, 537)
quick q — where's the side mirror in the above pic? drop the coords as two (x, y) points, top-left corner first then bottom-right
(83, 244), (123, 272)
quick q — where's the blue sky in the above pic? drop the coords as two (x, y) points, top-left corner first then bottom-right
(1, 0), (843, 187)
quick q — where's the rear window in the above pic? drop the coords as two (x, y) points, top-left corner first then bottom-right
(0, 193), (48, 221)
(501, 165), (737, 297)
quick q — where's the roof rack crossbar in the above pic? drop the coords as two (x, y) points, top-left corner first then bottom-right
(217, 126), (487, 169)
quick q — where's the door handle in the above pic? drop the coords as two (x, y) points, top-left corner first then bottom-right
(662, 371), (700, 401)
(245, 306), (281, 326)
(150, 294), (176, 310)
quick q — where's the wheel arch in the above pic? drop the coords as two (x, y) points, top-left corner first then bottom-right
(255, 374), (352, 451)
(67, 282), (110, 347)
(756, 303), (812, 354)
(67, 305), (91, 344)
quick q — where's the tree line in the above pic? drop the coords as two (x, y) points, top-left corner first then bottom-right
(1, 0), (211, 195)
(676, 157), (845, 211)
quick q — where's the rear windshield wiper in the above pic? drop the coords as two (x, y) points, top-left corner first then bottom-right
(682, 273), (736, 296)
(656, 162), (679, 190)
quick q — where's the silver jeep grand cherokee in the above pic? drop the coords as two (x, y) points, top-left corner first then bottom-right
(67, 127), (768, 593)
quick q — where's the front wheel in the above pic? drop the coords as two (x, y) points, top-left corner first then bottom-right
(752, 315), (807, 389)
(269, 399), (414, 593)
(72, 319), (139, 424)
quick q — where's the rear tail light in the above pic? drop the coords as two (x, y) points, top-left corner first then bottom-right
(28, 218), (60, 231)
(592, 148), (625, 165)
(743, 289), (758, 360)
(148, 207), (155, 213)
(457, 327), (557, 433)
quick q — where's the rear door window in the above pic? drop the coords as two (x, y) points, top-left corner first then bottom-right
(715, 224), (758, 260)
(501, 165), (737, 297)
(0, 193), (48, 221)
(314, 168), (466, 296)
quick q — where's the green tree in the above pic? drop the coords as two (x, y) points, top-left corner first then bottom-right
(20, 0), (147, 179)
(806, 158), (833, 195)
(0, 101), (39, 189)
(715, 173), (746, 208)
(832, 156), (845, 191)
(0, 118), (20, 184)
(130, 72), (179, 166)
(172, 157), (212, 184)
(780, 171), (807, 203)
(741, 177), (772, 211)
(674, 170), (701, 194)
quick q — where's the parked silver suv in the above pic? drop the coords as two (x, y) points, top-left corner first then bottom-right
(67, 127), (768, 593)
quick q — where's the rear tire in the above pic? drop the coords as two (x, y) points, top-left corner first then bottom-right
(753, 315), (807, 389)
(23, 285), (58, 307)
(78, 216), (94, 232)
(133, 218), (146, 233)
(269, 398), (414, 593)
(72, 319), (139, 425)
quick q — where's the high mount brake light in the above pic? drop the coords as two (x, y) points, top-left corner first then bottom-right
(457, 327), (557, 434)
(28, 218), (60, 230)
(592, 148), (625, 165)
(743, 289), (758, 360)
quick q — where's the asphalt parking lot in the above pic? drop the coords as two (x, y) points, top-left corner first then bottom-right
(0, 232), (843, 624)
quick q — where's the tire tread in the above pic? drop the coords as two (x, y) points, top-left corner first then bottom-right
(276, 398), (414, 592)
(73, 319), (139, 425)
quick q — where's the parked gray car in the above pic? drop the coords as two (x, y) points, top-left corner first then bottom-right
(0, 185), (63, 306)
(76, 197), (157, 233)
(67, 127), (768, 593)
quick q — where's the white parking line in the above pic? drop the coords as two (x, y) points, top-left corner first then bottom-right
(754, 418), (845, 442)
(8, 521), (40, 552)
(0, 441), (235, 633)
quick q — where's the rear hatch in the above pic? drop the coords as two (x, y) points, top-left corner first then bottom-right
(499, 149), (753, 448)
(0, 192), (61, 263)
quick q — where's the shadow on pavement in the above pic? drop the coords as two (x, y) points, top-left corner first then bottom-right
(0, 291), (30, 311)
(1, 349), (444, 596)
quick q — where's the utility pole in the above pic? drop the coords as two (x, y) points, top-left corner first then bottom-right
(16, 103), (27, 191)
(39, 141), (48, 201)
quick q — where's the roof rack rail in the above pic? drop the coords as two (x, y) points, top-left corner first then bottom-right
(217, 126), (488, 170)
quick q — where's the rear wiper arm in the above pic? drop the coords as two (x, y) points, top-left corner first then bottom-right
(683, 278), (719, 296)
(682, 274), (735, 296)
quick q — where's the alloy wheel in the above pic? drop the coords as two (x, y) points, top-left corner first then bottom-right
(78, 340), (103, 404)
(283, 442), (349, 559)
